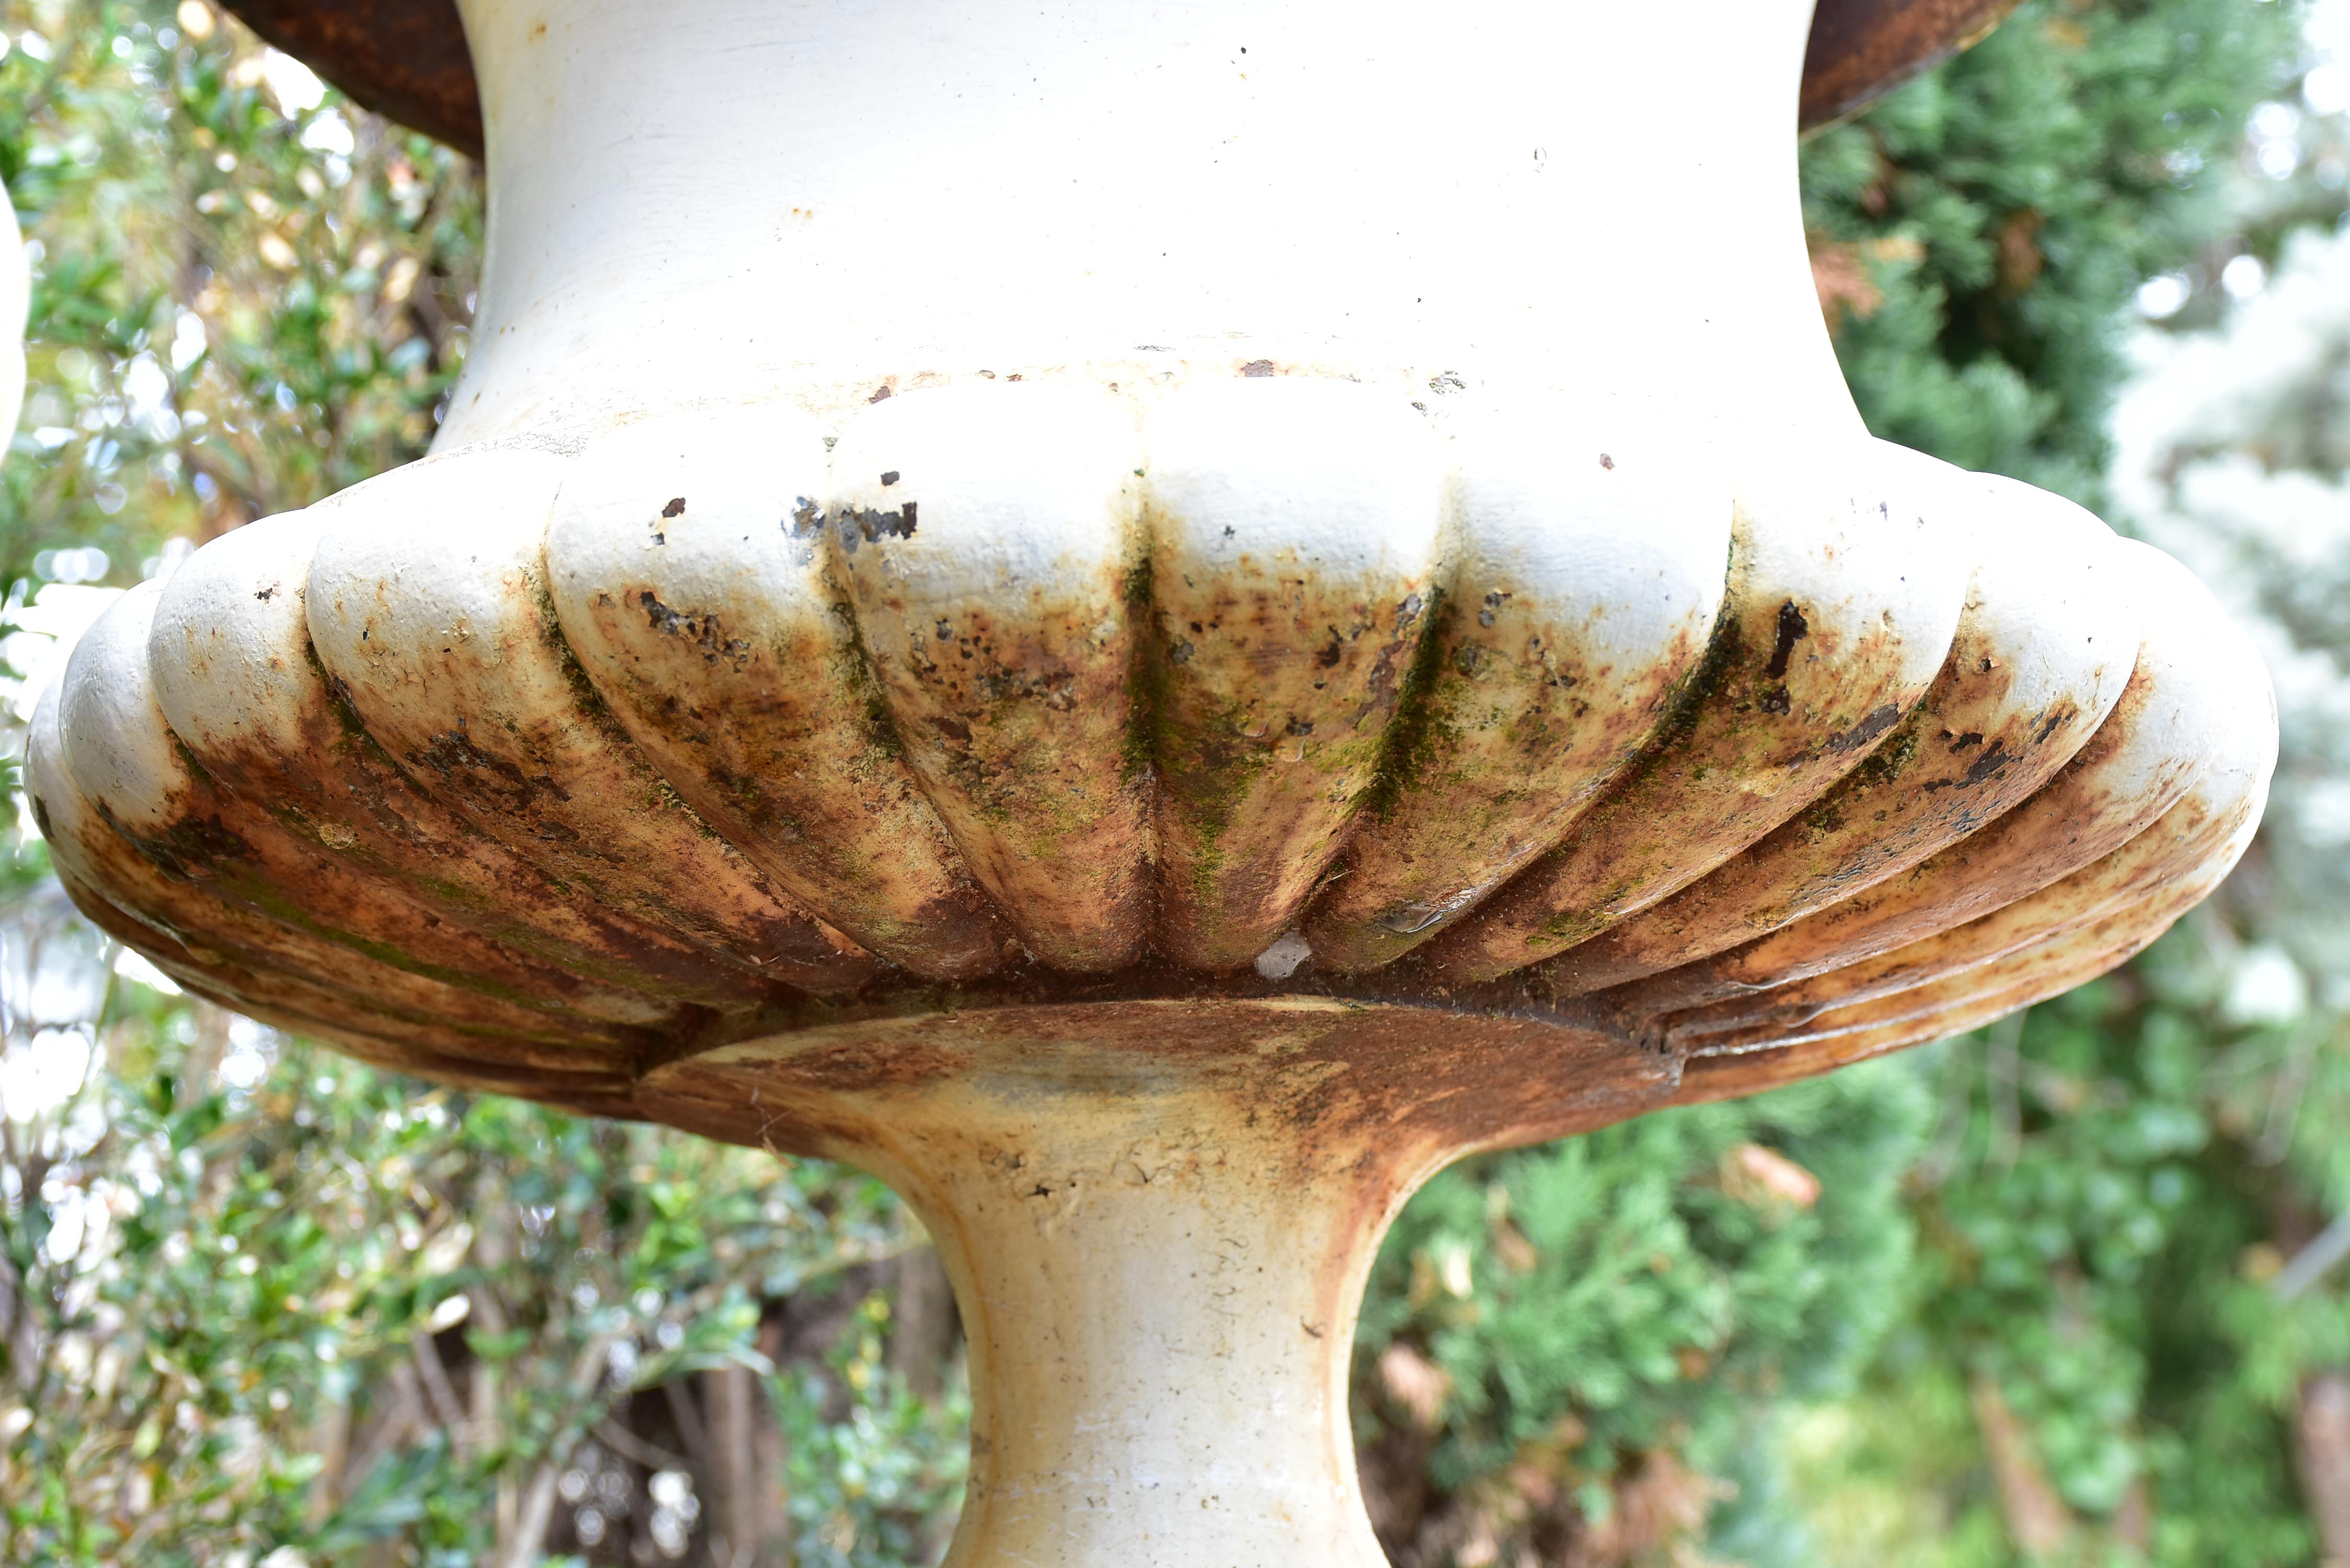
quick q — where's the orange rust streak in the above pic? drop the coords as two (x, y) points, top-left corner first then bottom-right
(1541, 575), (2127, 996)
(1597, 653), (2202, 1023)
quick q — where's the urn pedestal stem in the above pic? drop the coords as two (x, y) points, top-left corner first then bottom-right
(638, 1010), (1511, 1568)
(890, 1087), (1422, 1568)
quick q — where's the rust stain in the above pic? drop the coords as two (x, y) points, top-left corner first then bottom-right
(1597, 645), (2210, 1030)
(1416, 474), (1966, 983)
(545, 427), (1011, 982)
(42, 383), (2257, 1175)
(1539, 548), (2133, 996)
(822, 391), (1154, 973)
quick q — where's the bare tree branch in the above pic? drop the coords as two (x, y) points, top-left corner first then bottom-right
(592, 1416), (689, 1474)
(1971, 1372), (2073, 1560)
(410, 1328), (467, 1446)
(2299, 1371), (2350, 1564)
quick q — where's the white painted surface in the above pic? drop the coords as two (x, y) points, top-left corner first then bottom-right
(441, 0), (1854, 457)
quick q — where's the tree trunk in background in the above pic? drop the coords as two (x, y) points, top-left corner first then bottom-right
(1971, 1373), (2073, 1560)
(704, 1355), (792, 1568)
(751, 1316), (792, 1562)
(2298, 1371), (2350, 1566)
(305, 1393), (350, 1528)
(890, 1244), (958, 1401)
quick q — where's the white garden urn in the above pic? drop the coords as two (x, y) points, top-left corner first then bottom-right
(33, 2), (2274, 1564)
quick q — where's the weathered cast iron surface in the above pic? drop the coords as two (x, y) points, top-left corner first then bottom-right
(30, 390), (2274, 1568)
(39, 3), (2277, 1560)
(217, 0), (2019, 157)
(31, 384), (2276, 1158)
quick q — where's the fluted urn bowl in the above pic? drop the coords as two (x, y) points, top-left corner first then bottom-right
(36, 1), (2274, 1564)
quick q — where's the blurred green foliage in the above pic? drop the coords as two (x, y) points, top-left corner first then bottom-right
(0, 901), (957, 1564)
(1355, 1061), (1930, 1564)
(0, 0), (2346, 1565)
(1801, 0), (2317, 504)
(0, 0), (473, 591)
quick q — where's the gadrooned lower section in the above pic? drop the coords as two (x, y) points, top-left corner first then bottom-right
(31, 376), (2275, 1135)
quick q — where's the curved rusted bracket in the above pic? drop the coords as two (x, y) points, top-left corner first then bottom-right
(1799, 0), (2026, 131)
(221, 0), (2021, 161)
(220, 0), (482, 157)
